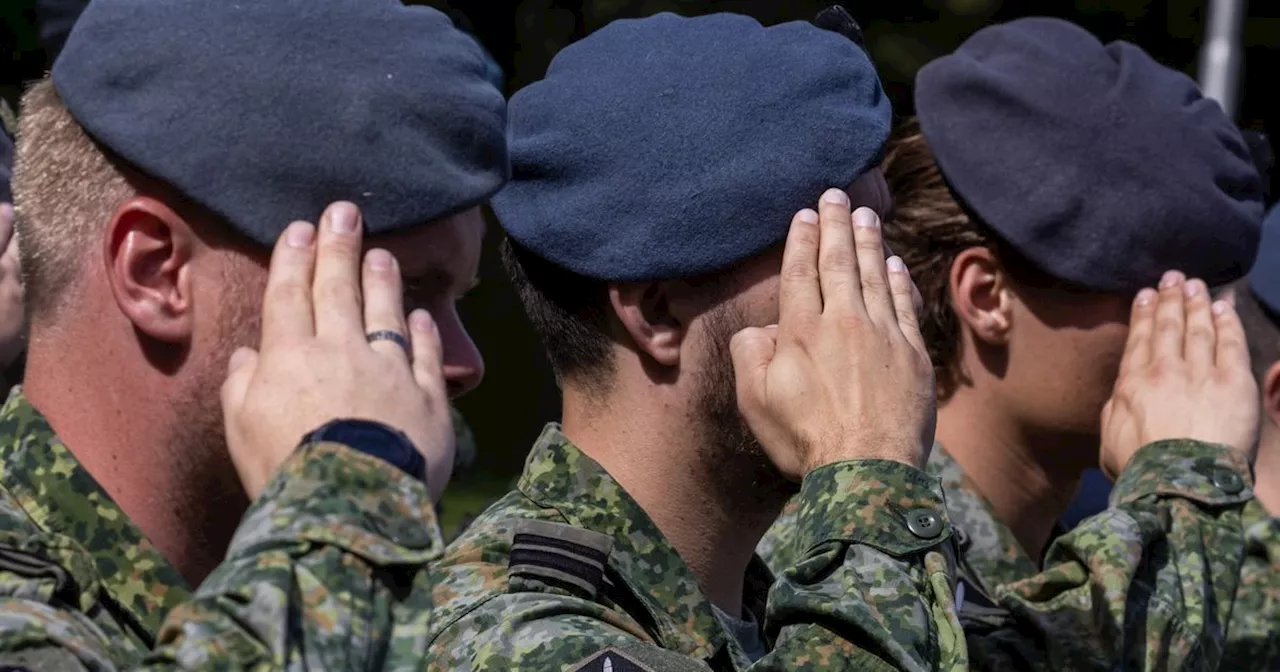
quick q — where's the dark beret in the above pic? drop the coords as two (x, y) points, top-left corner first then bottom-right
(1249, 206), (1280, 314)
(52, 0), (508, 246)
(492, 11), (890, 282)
(915, 17), (1263, 293)
(0, 132), (11, 204)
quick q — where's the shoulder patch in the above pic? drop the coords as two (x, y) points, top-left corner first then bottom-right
(508, 519), (613, 600)
(569, 647), (655, 672)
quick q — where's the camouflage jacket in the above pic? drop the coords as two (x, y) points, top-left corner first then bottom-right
(759, 439), (1257, 670)
(423, 424), (968, 672)
(1220, 498), (1280, 671)
(0, 388), (447, 670)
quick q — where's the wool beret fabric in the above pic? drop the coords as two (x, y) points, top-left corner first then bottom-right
(916, 17), (1262, 293)
(1249, 205), (1280, 314)
(0, 132), (11, 204)
(493, 11), (891, 282)
(52, 0), (508, 246)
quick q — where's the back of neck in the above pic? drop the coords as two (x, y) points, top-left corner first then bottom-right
(937, 388), (1087, 560)
(561, 385), (785, 617)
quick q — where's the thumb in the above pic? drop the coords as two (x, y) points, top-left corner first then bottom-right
(730, 325), (778, 404)
(221, 347), (259, 416)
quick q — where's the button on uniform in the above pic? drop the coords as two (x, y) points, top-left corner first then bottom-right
(1212, 468), (1245, 495)
(907, 509), (943, 539)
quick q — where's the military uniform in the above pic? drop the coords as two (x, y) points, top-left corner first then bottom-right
(759, 439), (1257, 669)
(424, 425), (965, 671)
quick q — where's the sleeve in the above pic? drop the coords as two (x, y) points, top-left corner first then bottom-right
(140, 441), (444, 670)
(967, 439), (1255, 670)
(1221, 499), (1280, 671)
(758, 460), (967, 672)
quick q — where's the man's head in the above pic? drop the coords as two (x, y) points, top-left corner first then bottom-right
(1230, 206), (1280, 436)
(884, 18), (1262, 449)
(494, 9), (890, 488)
(12, 0), (505, 479)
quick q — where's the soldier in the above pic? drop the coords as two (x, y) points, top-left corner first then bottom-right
(3, 0), (505, 666)
(760, 17), (1267, 668)
(425, 10), (968, 671)
(1216, 205), (1280, 670)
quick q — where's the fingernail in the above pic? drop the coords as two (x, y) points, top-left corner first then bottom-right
(887, 256), (906, 273)
(411, 309), (433, 331)
(854, 208), (879, 229)
(327, 202), (359, 234)
(796, 209), (818, 224)
(0, 203), (12, 219)
(366, 248), (394, 271)
(1135, 288), (1156, 306)
(1159, 270), (1183, 289)
(1183, 281), (1199, 297)
(227, 348), (253, 373)
(285, 222), (314, 248)
(1213, 300), (1230, 316)
(822, 188), (850, 206)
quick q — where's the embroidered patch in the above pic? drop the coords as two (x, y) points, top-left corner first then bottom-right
(569, 647), (656, 672)
(508, 519), (613, 600)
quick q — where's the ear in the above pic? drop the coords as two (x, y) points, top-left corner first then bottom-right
(102, 197), (197, 343)
(1263, 361), (1280, 428)
(608, 280), (686, 367)
(949, 247), (1013, 346)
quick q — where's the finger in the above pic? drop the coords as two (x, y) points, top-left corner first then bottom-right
(778, 208), (822, 334)
(853, 208), (896, 326)
(1182, 279), (1214, 372)
(887, 256), (927, 354)
(816, 188), (863, 316)
(730, 326), (778, 410)
(1120, 288), (1158, 374)
(0, 204), (14, 249)
(361, 248), (410, 361)
(261, 221), (318, 350)
(1212, 299), (1250, 372)
(312, 202), (366, 339)
(1151, 270), (1187, 362)
(409, 309), (446, 396)
(220, 347), (259, 416)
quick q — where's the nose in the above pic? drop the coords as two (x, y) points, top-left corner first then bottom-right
(438, 313), (485, 398)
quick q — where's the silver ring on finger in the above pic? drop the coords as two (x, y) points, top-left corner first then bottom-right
(366, 330), (410, 358)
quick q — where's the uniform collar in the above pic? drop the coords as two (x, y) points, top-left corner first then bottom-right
(0, 388), (191, 642)
(927, 442), (1040, 597)
(518, 424), (768, 664)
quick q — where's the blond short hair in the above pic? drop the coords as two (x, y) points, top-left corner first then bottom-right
(12, 78), (136, 319)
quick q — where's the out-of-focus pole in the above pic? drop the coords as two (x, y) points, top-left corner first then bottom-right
(1198, 0), (1248, 120)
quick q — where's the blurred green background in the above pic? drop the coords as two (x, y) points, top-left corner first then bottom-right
(3, 0), (1278, 536)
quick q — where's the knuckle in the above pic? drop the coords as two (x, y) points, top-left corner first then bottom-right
(781, 261), (818, 283)
(819, 248), (856, 272)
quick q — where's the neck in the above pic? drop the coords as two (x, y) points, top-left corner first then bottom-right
(937, 387), (1087, 561)
(1255, 421), (1280, 517)
(23, 325), (246, 586)
(561, 385), (785, 616)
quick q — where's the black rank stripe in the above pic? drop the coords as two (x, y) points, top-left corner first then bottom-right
(512, 532), (610, 565)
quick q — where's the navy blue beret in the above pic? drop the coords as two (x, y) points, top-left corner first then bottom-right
(0, 132), (11, 204)
(1249, 205), (1280, 314)
(52, 0), (508, 246)
(492, 12), (890, 282)
(915, 17), (1263, 293)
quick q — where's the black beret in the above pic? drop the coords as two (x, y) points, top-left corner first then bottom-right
(52, 0), (508, 246)
(915, 17), (1263, 293)
(492, 11), (890, 282)
(1249, 206), (1280, 314)
(0, 132), (11, 204)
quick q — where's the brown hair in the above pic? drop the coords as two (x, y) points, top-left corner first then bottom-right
(881, 117), (1004, 400)
(11, 78), (136, 319)
(1230, 280), (1280, 384)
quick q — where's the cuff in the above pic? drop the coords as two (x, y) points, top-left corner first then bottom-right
(1111, 439), (1254, 508)
(227, 441), (442, 565)
(796, 459), (952, 558)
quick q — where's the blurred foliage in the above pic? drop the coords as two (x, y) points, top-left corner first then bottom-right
(4, 0), (1280, 526)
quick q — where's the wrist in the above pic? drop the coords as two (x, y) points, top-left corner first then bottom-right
(300, 419), (426, 482)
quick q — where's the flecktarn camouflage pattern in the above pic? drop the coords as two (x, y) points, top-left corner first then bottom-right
(761, 438), (1266, 670)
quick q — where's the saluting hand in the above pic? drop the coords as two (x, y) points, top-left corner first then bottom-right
(221, 202), (456, 501)
(1101, 271), (1259, 477)
(731, 188), (936, 480)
